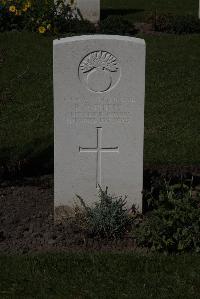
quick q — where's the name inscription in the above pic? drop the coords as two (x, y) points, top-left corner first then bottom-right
(66, 97), (136, 125)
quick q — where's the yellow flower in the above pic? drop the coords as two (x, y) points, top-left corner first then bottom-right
(9, 5), (16, 13)
(38, 26), (46, 34)
(23, 1), (31, 11)
(22, 5), (28, 12)
(26, 1), (31, 8)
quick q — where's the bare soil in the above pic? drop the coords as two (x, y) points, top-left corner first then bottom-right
(0, 175), (137, 254)
(0, 166), (200, 254)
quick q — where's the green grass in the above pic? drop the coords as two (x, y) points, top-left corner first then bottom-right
(143, 33), (200, 165)
(0, 32), (53, 172)
(1, 32), (200, 171)
(0, 253), (200, 298)
(101, 0), (199, 22)
(0, 32), (200, 171)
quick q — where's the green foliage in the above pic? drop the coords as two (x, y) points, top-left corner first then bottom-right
(134, 178), (200, 253)
(75, 186), (133, 240)
(1, 1), (137, 35)
(54, 18), (96, 35)
(52, 0), (95, 35)
(0, 0), (92, 34)
(152, 14), (200, 34)
(99, 15), (137, 35)
(0, 0), (29, 32)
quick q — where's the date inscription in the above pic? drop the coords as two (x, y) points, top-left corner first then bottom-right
(66, 97), (135, 125)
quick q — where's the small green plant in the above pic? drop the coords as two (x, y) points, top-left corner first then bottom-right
(133, 177), (200, 253)
(75, 186), (135, 240)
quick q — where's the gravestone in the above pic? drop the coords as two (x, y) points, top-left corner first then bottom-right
(56, 0), (100, 23)
(199, 0), (200, 18)
(77, 0), (100, 23)
(54, 35), (146, 212)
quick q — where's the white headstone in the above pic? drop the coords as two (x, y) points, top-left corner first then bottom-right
(77, 0), (100, 23)
(56, 0), (100, 23)
(54, 35), (146, 212)
(199, 0), (200, 18)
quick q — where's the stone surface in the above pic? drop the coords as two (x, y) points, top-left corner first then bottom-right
(57, 0), (100, 23)
(77, 0), (100, 23)
(54, 35), (146, 211)
(199, 0), (200, 19)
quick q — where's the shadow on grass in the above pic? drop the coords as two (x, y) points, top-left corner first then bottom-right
(101, 8), (145, 20)
(0, 138), (53, 181)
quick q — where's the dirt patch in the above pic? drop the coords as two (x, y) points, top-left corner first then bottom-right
(0, 175), (137, 254)
(0, 167), (200, 254)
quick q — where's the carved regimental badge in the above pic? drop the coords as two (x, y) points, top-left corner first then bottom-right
(79, 51), (121, 93)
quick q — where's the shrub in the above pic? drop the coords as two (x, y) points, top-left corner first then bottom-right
(152, 14), (200, 34)
(133, 178), (200, 253)
(0, 0), (89, 34)
(75, 186), (135, 240)
(53, 0), (95, 35)
(0, 2), (139, 35)
(54, 18), (96, 35)
(99, 15), (137, 35)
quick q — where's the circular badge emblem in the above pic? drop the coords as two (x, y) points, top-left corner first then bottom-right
(79, 51), (121, 93)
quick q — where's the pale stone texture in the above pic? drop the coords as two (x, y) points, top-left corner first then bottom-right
(56, 0), (100, 23)
(77, 0), (100, 23)
(54, 35), (146, 211)
(199, 0), (200, 18)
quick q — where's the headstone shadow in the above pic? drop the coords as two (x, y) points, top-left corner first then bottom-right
(101, 8), (145, 20)
(0, 137), (53, 181)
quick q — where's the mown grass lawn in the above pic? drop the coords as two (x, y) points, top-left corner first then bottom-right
(0, 253), (200, 298)
(0, 32), (53, 173)
(0, 32), (199, 173)
(142, 33), (200, 165)
(101, 0), (198, 22)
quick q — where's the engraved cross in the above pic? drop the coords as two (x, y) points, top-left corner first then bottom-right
(79, 127), (119, 187)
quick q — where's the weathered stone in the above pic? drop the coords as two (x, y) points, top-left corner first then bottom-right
(76, 0), (100, 23)
(54, 35), (146, 211)
(56, 0), (100, 23)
